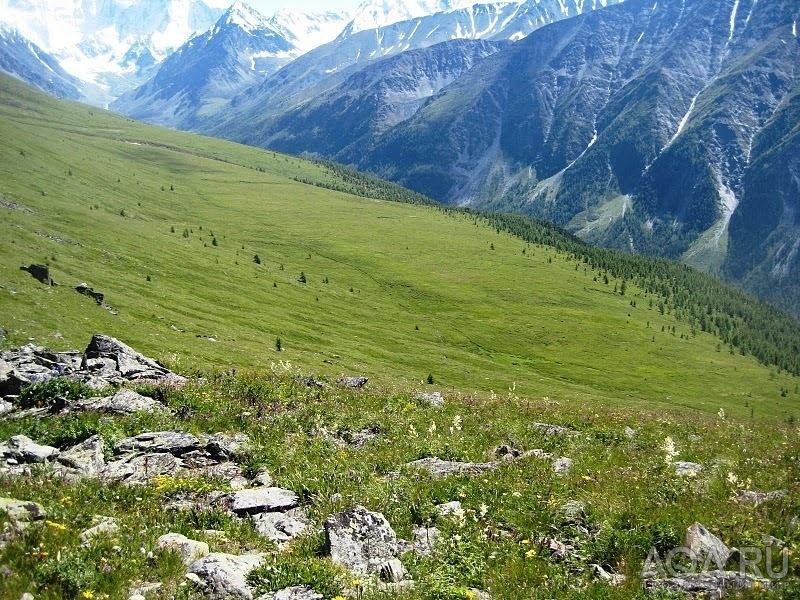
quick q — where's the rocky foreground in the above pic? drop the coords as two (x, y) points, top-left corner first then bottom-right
(0, 337), (797, 599)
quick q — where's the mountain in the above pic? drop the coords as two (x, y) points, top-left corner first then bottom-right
(206, 0), (623, 137)
(0, 0), (227, 104)
(267, 8), (352, 53)
(111, 2), (297, 128)
(213, 0), (800, 317)
(0, 23), (83, 100)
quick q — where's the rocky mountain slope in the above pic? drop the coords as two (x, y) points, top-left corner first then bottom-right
(213, 0), (800, 316)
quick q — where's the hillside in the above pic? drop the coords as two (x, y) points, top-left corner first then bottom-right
(0, 73), (799, 422)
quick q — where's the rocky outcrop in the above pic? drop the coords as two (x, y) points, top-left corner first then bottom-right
(75, 389), (170, 415)
(187, 552), (265, 600)
(228, 487), (299, 517)
(644, 570), (771, 596)
(324, 505), (399, 575)
(75, 283), (104, 306)
(20, 264), (55, 286)
(252, 509), (310, 545)
(0, 434), (59, 463)
(337, 376), (369, 389)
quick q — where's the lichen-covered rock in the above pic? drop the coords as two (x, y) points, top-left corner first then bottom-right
(644, 570), (770, 596)
(324, 505), (399, 575)
(1, 435), (59, 463)
(76, 389), (169, 415)
(115, 431), (200, 456)
(57, 435), (105, 476)
(157, 533), (210, 566)
(102, 453), (181, 485)
(229, 487), (299, 517)
(187, 552), (265, 600)
(0, 498), (46, 523)
(252, 510), (310, 545)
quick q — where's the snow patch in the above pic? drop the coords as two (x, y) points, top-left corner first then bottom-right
(669, 93), (699, 145)
(794, 21), (797, 37)
(728, 0), (739, 43)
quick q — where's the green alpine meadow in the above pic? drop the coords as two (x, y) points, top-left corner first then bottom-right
(0, 73), (798, 600)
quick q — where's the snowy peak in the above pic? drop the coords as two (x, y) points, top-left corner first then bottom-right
(268, 9), (352, 53)
(221, 1), (271, 33)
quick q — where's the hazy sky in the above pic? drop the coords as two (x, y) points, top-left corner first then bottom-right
(245, 0), (362, 15)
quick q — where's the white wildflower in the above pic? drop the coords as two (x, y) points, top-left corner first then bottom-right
(718, 408), (726, 420)
(663, 436), (678, 465)
(428, 421), (437, 436)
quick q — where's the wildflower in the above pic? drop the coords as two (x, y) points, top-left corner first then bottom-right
(408, 424), (418, 438)
(479, 503), (489, 518)
(521, 539), (531, 545)
(352, 579), (362, 588)
(452, 415), (462, 432)
(718, 408), (726, 420)
(451, 507), (466, 527)
(512, 490), (522, 498)
(525, 549), (536, 559)
(465, 591), (476, 600)
(726, 472), (740, 487)
(333, 597), (347, 600)
(82, 592), (94, 599)
(45, 520), (68, 531)
(663, 436), (678, 465)
(428, 421), (437, 435)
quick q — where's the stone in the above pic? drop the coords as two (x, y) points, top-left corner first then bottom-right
(129, 582), (162, 596)
(229, 487), (299, 516)
(324, 505), (399, 575)
(553, 457), (573, 475)
(379, 558), (408, 583)
(258, 586), (323, 600)
(75, 283), (104, 306)
(0, 498), (46, 523)
(57, 435), (105, 476)
(129, 595), (146, 600)
(405, 457), (498, 479)
(560, 500), (586, 523)
(81, 334), (186, 385)
(77, 389), (169, 415)
(115, 431), (201, 456)
(102, 453), (181, 485)
(468, 590), (492, 600)
(413, 391), (444, 407)
(544, 538), (572, 561)
(156, 533), (210, 566)
(20, 264), (54, 286)
(336, 376), (368, 389)
(644, 570), (770, 595)
(204, 433), (250, 459)
(531, 423), (570, 436)
(0, 399), (14, 417)
(436, 501), (463, 517)
(20, 594), (35, 600)
(410, 526), (441, 556)
(1, 435), (59, 463)
(685, 523), (733, 569)
(300, 376), (324, 389)
(79, 517), (119, 543)
(253, 468), (273, 487)
(674, 461), (704, 477)
(594, 564), (626, 586)
(624, 426), (636, 439)
(252, 510), (310, 545)
(187, 552), (265, 600)
(734, 489), (787, 506)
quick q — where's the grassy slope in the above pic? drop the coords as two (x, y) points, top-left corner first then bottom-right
(0, 74), (798, 421)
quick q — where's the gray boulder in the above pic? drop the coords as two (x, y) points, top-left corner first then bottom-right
(324, 505), (399, 575)
(187, 553), (265, 600)
(413, 391), (444, 407)
(79, 517), (119, 543)
(1, 435), (59, 463)
(379, 558), (408, 583)
(102, 453), (181, 485)
(77, 389), (168, 415)
(685, 523), (732, 568)
(436, 501), (463, 517)
(253, 510), (310, 545)
(20, 264), (54, 286)
(734, 489), (787, 506)
(75, 283), (104, 305)
(337, 377), (368, 389)
(115, 431), (200, 456)
(0, 498), (46, 523)
(532, 423), (571, 436)
(81, 334), (186, 385)
(157, 533), (210, 566)
(410, 526), (441, 556)
(405, 457), (498, 479)
(258, 587), (323, 600)
(644, 570), (770, 596)
(203, 432), (250, 459)
(553, 457), (573, 476)
(57, 435), (105, 476)
(0, 399), (14, 417)
(674, 462), (704, 477)
(229, 487), (299, 517)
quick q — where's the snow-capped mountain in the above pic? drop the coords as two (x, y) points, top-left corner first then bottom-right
(111, 1), (296, 127)
(0, 23), (84, 100)
(0, 0), (228, 104)
(342, 0), (495, 36)
(268, 8), (352, 53)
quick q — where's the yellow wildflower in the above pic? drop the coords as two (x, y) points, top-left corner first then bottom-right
(45, 520), (68, 531)
(82, 592), (94, 599)
(525, 549), (536, 559)
(465, 590), (477, 600)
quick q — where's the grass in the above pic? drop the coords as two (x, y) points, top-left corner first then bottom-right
(0, 74), (796, 422)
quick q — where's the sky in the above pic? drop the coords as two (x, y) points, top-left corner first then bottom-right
(244, 0), (362, 15)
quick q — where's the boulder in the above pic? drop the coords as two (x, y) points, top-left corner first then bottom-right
(553, 457), (573, 476)
(531, 423), (571, 436)
(0, 399), (15, 416)
(79, 517), (119, 543)
(187, 553), (265, 600)
(644, 570), (770, 596)
(324, 505), (399, 575)
(410, 526), (441, 556)
(20, 264), (54, 286)
(734, 489), (787, 506)
(674, 462), (704, 477)
(75, 283), (104, 306)
(405, 457), (498, 479)
(258, 587), (323, 600)
(379, 558), (408, 583)
(436, 501), (463, 517)
(81, 334), (186, 385)
(157, 533), (210, 566)
(115, 431), (200, 456)
(203, 433), (250, 459)
(229, 487), (299, 517)
(0, 498), (46, 523)
(413, 392), (444, 407)
(336, 377), (368, 389)
(1, 435), (59, 463)
(76, 389), (169, 415)
(102, 453), (181, 485)
(685, 523), (733, 568)
(57, 435), (105, 476)
(253, 509), (310, 545)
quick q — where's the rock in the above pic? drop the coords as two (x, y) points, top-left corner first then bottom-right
(644, 570), (770, 596)
(20, 264), (54, 286)
(410, 526), (441, 556)
(560, 500), (586, 523)
(468, 590), (492, 600)
(405, 457), (498, 479)
(81, 334), (186, 385)
(75, 283), (104, 306)
(102, 453), (181, 485)
(229, 487), (299, 517)
(20, 594), (35, 600)
(544, 537), (573, 561)
(532, 423), (571, 436)
(187, 552), (265, 600)
(436, 501), (463, 517)
(115, 431), (201, 456)
(674, 461), (704, 477)
(129, 582), (162, 597)
(734, 489), (787, 506)
(324, 505), (399, 575)
(129, 595), (146, 600)
(300, 376), (324, 389)
(203, 433), (250, 459)
(553, 457), (573, 475)
(0, 399), (14, 416)
(624, 426), (636, 439)
(685, 523), (733, 568)
(336, 376), (368, 389)
(1, 435), (59, 463)
(413, 391), (444, 407)
(79, 517), (119, 543)
(258, 586), (323, 600)
(253, 468), (273, 487)
(57, 435), (105, 476)
(379, 558), (408, 583)
(0, 498), (46, 523)
(594, 564), (626, 586)
(77, 389), (169, 415)
(761, 534), (785, 548)
(252, 510), (310, 545)
(229, 476), (250, 491)
(157, 533), (210, 566)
